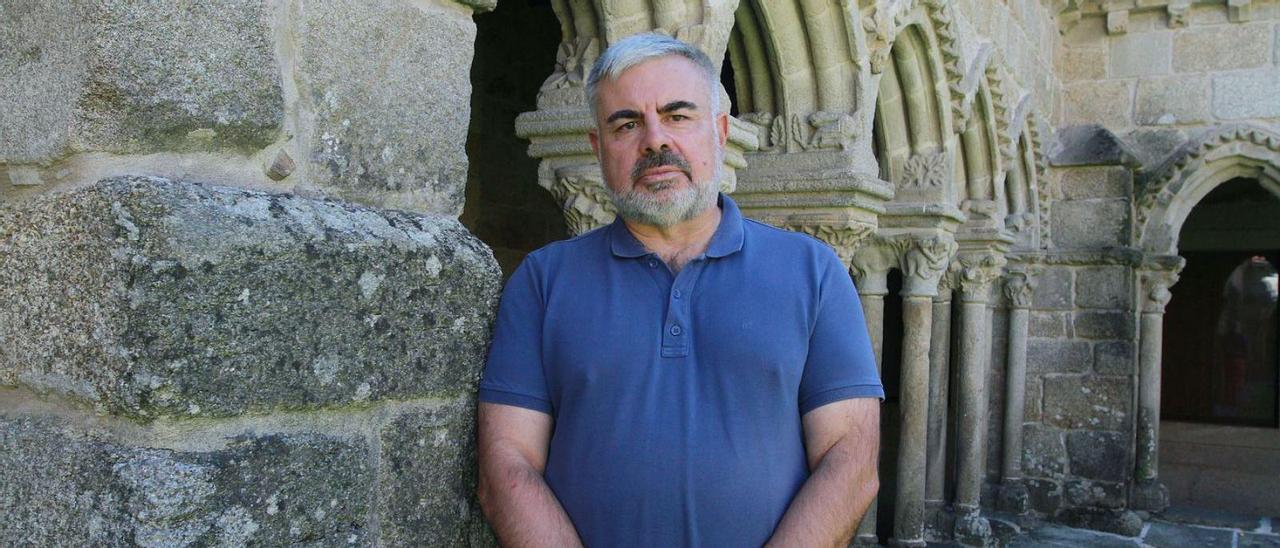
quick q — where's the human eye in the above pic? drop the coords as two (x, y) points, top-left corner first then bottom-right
(616, 120), (638, 132)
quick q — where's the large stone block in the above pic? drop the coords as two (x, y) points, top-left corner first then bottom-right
(1027, 339), (1092, 373)
(1051, 199), (1130, 249)
(1108, 31), (1171, 78)
(1063, 479), (1126, 509)
(1135, 75), (1210, 125)
(1024, 478), (1063, 515)
(0, 177), (501, 419)
(1058, 166), (1132, 200)
(1073, 312), (1135, 340)
(1074, 266), (1130, 309)
(1174, 23), (1271, 73)
(1043, 375), (1131, 430)
(1066, 430), (1129, 482)
(1213, 71), (1280, 120)
(0, 412), (374, 546)
(1064, 81), (1134, 127)
(0, 0), (284, 163)
(297, 0), (476, 215)
(1029, 311), (1069, 338)
(1021, 424), (1068, 478)
(1032, 268), (1074, 311)
(378, 398), (491, 546)
(1093, 341), (1134, 375)
(1056, 45), (1107, 82)
(1052, 507), (1143, 537)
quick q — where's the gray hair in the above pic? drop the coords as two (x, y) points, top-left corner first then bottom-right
(586, 33), (721, 120)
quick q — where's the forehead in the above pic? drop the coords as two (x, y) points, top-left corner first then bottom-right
(595, 55), (711, 110)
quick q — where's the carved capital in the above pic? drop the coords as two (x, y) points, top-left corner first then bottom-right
(899, 237), (958, 297)
(543, 37), (600, 91)
(1003, 271), (1035, 309)
(950, 252), (1007, 301)
(850, 243), (896, 296)
(789, 222), (876, 269)
(550, 166), (616, 236)
(1140, 270), (1180, 314)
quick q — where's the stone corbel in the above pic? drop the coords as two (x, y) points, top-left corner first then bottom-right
(1166, 1), (1191, 28)
(1106, 9), (1129, 34)
(1229, 0), (1252, 22)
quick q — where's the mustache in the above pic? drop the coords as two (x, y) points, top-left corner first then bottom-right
(630, 149), (691, 181)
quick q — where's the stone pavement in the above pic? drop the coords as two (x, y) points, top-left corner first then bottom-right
(927, 506), (1280, 547)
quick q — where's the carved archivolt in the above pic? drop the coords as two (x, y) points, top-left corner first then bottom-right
(1137, 124), (1280, 247)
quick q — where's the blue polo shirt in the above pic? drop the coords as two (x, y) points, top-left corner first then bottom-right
(479, 194), (883, 547)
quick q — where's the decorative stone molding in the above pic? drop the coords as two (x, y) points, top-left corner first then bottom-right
(1058, 0), (1251, 29)
(788, 221), (877, 268)
(549, 165), (617, 236)
(1003, 271), (1035, 309)
(864, 0), (964, 107)
(742, 112), (860, 153)
(899, 237), (959, 297)
(900, 151), (949, 189)
(542, 37), (600, 92)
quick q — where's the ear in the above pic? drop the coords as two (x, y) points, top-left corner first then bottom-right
(715, 112), (729, 147)
(588, 129), (600, 156)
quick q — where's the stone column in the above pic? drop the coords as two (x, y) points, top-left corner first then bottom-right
(1132, 264), (1181, 511)
(950, 256), (1004, 546)
(850, 244), (893, 547)
(998, 271), (1034, 514)
(924, 281), (953, 509)
(891, 238), (954, 548)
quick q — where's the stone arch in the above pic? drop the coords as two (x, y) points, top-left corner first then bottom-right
(954, 80), (1003, 218)
(725, 0), (863, 153)
(873, 22), (952, 192)
(1138, 125), (1280, 256)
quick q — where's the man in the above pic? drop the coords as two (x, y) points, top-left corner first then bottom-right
(476, 33), (883, 547)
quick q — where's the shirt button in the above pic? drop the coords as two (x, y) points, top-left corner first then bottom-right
(670, 324), (682, 336)
(648, 260), (658, 268)
(673, 289), (682, 299)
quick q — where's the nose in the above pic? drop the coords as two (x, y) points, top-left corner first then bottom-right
(640, 113), (671, 154)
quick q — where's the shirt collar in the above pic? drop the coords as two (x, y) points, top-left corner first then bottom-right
(608, 193), (745, 259)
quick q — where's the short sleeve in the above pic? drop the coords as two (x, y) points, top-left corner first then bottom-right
(797, 252), (885, 415)
(478, 255), (554, 415)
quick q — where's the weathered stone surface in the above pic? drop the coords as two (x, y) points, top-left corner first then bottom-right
(1109, 31), (1171, 78)
(0, 412), (373, 546)
(1056, 46), (1107, 81)
(1027, 339), (1091, 373)
(0, 177), (501, 419)
(1043, 376), (1131, 430)
(1029, 311), (1069, 338)
(1213, 71), (1280, 119)
(1063, 479), (1125, 509)
(1242, 532), (1280, 548)
(1135, 75), (1210, 125)
(1174, 23), (1271, 73)
(1073, 312), (1135, 340)
(1127, 128), (1188, 170)
(1051, 199), (1130, 249)
(298, 0), (476, 215)
(0, 0), (284, 162)
(1011, 519), (1140, 548)
(1032, 268), (1074, 311)
(1024, 478), (1063, 515)
(1022, 424), (1067, 477)
(1093, 341), (1133, 375)
(1075, 266), (1130, 309)
(1066, 431), (1128, 482)
(378, 398), (489, 546)
(1052, 507), (1143, 537)
(1058, 166), (1132, 200)
(1145, 521), (1236, 547)
(1048, 125), (1139, 167)
(1063, 81), (1133, 126)
(1024, 377), (1043, 422)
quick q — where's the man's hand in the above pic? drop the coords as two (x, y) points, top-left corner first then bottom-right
(477, 402), (583, 548)
(765, 398), (881, 547)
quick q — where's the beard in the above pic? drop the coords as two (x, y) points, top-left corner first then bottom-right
(607, 148), (721, 228)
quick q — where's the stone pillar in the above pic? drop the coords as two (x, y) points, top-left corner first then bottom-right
(998, 271), (1034, 514)
(924, 282), (953, 508)
(1132, 264), (1181, 511)
(891, 238), (953, 548)
(950, 256), (1004, 546)
(850, 244), (893, 546)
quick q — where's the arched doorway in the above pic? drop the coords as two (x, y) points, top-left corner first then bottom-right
(1159, 178), (1280, 515)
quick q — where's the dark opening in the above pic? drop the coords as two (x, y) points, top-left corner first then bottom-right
(461, 0), (567, 277)
(1162, 178), (1280, 427)
(877, 269), (905, 544)
(719, 49), (740, 117)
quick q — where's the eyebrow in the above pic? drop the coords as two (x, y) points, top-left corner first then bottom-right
(603, 101), (700, 124)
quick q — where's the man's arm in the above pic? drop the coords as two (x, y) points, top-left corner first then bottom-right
(766, 398), (880, 548)
(476, 402), (583, 548)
